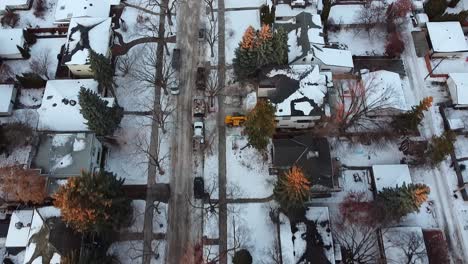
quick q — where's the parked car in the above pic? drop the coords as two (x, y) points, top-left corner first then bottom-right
(172, 48), (181, 70)
(193, 97), (206, 117)
(193, 119), (205, 144)
(198, 28), (205, 41)
(196, 67), (207, 90)
(170, 78), (180, 95)
(193, 177), (205, 199)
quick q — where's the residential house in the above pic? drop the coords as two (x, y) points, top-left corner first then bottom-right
(0, 0), (32, 14)
(32, 133), (103, 187)
(37, 79), (114, 132)
(62, 17), (113, 77)
(361, 70), (408, 116)
(382, 227), (429, 264)
(0, 29), (26, 60)
(0, 84), (17, 116)
(259, 65), (331, 129)
(54, 0), (120, 24)
(447, 73), (468, 107)
(274, 2), (318, 22)
(272, 135), (337, 193)
(5, 207), (80, 263)
(426, 22), (468, 58)
(328, 4), (363, 25)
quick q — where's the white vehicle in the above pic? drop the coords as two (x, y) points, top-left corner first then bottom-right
(170, 85), (180, 95)
(193, 120), (204, 144)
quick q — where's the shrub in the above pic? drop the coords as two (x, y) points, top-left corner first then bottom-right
(244, 100), (276, 151)
(0, 123), (33, 155)
(385, 32), (405, 58)
(426, 131), (455, 165)
(424, 0), (447, 19)
(16, 72), (46, 88)
(33, 0), (47, 18)
(1, 10), (19, 28)
(232, 249), (253, 264)
(23, 30), (37, 45)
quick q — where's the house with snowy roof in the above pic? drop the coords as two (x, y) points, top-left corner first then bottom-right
(426, 22), (468, 58)
(62, 17), (113, 77)
(0, 28), (26, 59)
(37, 79), (114, 132)
(259, 65), (331, 129)
(54, 0), (120, 24)
(361, 70), (409, 116)
(382, 227), (429, 264)
(0, 0), (32, 14)
(5, 207), (80, 263)
(0, 84), (17, 116)
(372, 164), (412, 192)
(447, 73), (468, 107)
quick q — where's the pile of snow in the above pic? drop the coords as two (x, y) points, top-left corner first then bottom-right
(51, 154), (73, 170)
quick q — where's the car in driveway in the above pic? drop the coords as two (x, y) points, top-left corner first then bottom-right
(193, 177), (204, 199)
(193, 119), (205, 144)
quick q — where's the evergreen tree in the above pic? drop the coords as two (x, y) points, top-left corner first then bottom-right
(426, 131), (455, 164)
(22, 29), (37, 45)
(78, 87), (123, 136)
(424, 0), (447, 19)
(16, 45), (30, 59)
(272, 28), (288, 65)
(232, 249), (253, 264)
(375, 183), (430, 222)
(244, 100), (276, 151)
(274, 166), (311, 211)
(53, 170), (132, 234)
(392, 97), (433, 133)
(89, 49), (115, 97)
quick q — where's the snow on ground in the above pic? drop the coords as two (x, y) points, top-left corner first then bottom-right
(114, 77), (154, 112)
(454, 135), (468, 158)
(108, 240), (166, 264)
(7, 0), (57, 29)
(227, 203), (276, 263)
(156, 127), (172, 184)
(204, 113), (219, 199)
(127, 200), (146, 233)
(153, 201), (168, 234)
(18, 88), (44, 107)
(432, 57), (468, 74)
(4, 37), (66, 79)
(105, 115), (151, 185)
(225, 9), (260, 64)
(204, 245), (219, 264)
(203, 210), (219, 239)
(328, 29), (386, 56)
(330, 138), (404, 166)
(226, 132), (273, 199)
(0, 109), (38, 128)
(225, 0), (265, 8)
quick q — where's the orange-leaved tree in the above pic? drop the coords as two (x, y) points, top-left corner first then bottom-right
(0, 165), (46, 204)
(274, 166), (310, 211)
(241, 26), (256, 50)
(54, 170), (131, 234)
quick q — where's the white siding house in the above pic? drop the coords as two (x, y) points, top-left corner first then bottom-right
(448, 73), (468, 107)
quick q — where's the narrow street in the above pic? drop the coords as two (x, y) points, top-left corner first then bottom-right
(165, 0), (202, 263)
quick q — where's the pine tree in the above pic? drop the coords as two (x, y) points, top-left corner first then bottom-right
(272, 28), (288, 65)
(244, 100), (276, 151)
(392, 97), (433, 133)
(241, 26), (256, 50)
(53, 170), (132, 234)
(274, 166), (311, 211)
(89, 49), (115, 96)
(78, 87), (123, 136)
(424, 0), (447, 19)
(375, 183), (430, 222)
(426, 131), (455, 164)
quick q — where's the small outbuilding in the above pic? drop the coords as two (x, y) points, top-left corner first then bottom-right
(0, 84), (16, 116)
(54, 0), (120, 24)
(5, 210), (33, 254)
(447, 73), (468, 107)
(0, 29), (26, 60)
(372, 164), (412, 192)
(426, 22), (468, 58)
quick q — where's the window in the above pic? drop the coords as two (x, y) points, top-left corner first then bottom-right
(96, 150), (101, 163)
(296, 119), (313, 123)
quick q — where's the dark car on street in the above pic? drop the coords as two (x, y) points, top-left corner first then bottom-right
(193, 177), (204, 199)
(172, 48), (181, 70)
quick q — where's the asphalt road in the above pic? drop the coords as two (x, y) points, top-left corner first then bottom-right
(166, 0), (202, 263)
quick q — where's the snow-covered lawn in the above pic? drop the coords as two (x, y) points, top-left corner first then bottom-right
(227, 203), (276, 263)
(114, 76), (154, 112)
(127, 200), (146, 233)
(108, 240), (166, 264)
(18, 88), (44, 107)
(153, 201), (168, 234)
(105, 115), (152, 185)
(0, 109), (38, 128)
(225, 0), (265, 8)
(226, 133), (273, 199)
(225, 9), (261, 64)
(328, 29), (386, 56)
(203, 210), (219, 239)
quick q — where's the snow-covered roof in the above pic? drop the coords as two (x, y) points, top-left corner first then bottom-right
(0, 0), (30, 12)
(37, 79), (99, 131)
(427, 22), (468, 53)
(63, 17), (112, 66)
(449, 73), (468, 105)
(54, 0), (118, 23)
(269, 66), (329, 116)
(0, 84), (15, 114)
(5, 210), (33, 248)
(382, 227), (429, 264)
(373, 164), (412, 191)
(275, 3), (316, 18)
(328, 4), (362, 25)
(362, 70), (408, 111)
(305, 207), (335, 263)
(308, 15), (324, 45)
(0, 29), (24, 58)
(313, 46), (353, 68)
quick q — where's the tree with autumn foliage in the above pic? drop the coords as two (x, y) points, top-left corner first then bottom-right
(53, 170), (132, 234)
(274, 166), (310, 211)
(0, 166), (46, 204)
(385, 32), (405, 57)
(392, 97), (433, 133)
(244, 100), (276, 151)
(375, 183), (430, 223)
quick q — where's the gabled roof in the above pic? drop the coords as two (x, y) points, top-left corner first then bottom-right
(63, 17), (112, 66)
(0, 29), (24, 58)
(372, 164), (412, 191)
(427, 22), (468, 53)
(312, 46), (353, 68)
(54, 0), (117, 23)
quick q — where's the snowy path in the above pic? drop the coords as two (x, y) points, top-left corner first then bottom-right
(402, 27), (468, 262)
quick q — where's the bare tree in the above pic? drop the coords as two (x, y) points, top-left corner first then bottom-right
(29, 49), (51, 79)
(135, 131), (169, 175)
(356, 1), (387, 37)
(205, 17), (219, 58)
(388, 232), (428, 264)
(112, 239), (164, 262)
(142, 95), (175, 134)
(333, 75), (398, 133)
(333, 216), (382, 264)
(203, 0), (216, 22)
(116, 53), (137, 76)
